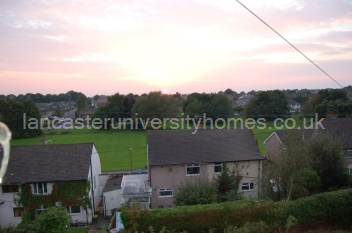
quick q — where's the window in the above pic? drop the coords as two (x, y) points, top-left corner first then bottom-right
(35, 205), (47, 215)
(344, 150), (352, 158)
(347, 168), (352, 175)
(241, 182), (254, 191)
(67, 205), (81, 214)
(159, 188), (173, 198)
(13, 207), (24, 217)
(33, 183), (48, 194)
(2, 185), (19, 193)
(186, 164), (200, 175)
(214, 162), (223, 173)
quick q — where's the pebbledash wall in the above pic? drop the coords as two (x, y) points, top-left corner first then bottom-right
(149, 160), (262, 208)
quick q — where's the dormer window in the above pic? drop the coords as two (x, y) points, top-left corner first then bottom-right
(33, 183), (48, 194)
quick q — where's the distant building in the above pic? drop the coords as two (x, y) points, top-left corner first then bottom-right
(288, 99), (301, 113)
(233, 93), (254, 107)
(76, 108), (97, 124)
(35, 103), (54, 118)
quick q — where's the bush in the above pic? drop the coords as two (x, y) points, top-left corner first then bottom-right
(174, 178), (217, 206)
(121, 189), (352, 232)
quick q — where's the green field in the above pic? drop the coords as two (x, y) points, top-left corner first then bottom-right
(12, 116), (310, 171)
(12, 128), (147, 172)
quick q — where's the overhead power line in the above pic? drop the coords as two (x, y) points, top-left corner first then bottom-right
(235, 0), (344, 88)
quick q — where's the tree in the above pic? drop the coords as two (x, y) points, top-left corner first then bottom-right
(92, 93), (125, 126)
(31, 207), (70, 233)
(209, 94), (233, 118)
(306, 133), (350, 192)
(224, 88), (237, 97)
(184, 93), (233, 118)
(76, 94), (87, 110)
(266, 131), (320, 201)
(0, 99), (42, 139)
(311, 89), (351, 117)
(214, 168), (242, 202)
(245, 90), (289, 119)
(132, 91), (180, 120)
(123, 93), (137, 118)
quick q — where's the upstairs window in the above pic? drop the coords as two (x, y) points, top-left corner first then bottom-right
(33, 183), (48, 194)
(214, 163), (223, 173)
(186, 164), (200, 175)
(2, 185), (19, 193)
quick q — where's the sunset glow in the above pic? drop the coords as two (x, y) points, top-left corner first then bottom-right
(0, 0), (351, 96)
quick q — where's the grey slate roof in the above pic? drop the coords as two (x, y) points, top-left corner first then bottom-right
(103, 176), (122, 193)
(320, 118), (352, 149)
(267, 118), (352, 149)
(147, 129), (263, 166)
(1, 143), (94, 184)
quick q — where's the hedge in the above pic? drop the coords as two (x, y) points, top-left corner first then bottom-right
(121, 189), (352, 232)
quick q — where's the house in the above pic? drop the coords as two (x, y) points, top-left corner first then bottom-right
(263, 130), (313, 161)
(102, 176), (122, 217)
(147, 129), (264, 208)
(76, 108), (97, 125)
(232, 93), (254, 108)
(264, 118), (352, 170)
(0, 143), (101, 228)
(35, 103), (54, 118)
(288, 99), (301, 113)
(96, 98), (108, 108)
(120, 174), (152, 209)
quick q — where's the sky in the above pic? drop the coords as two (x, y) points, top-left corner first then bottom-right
(0, 0), (351, 96)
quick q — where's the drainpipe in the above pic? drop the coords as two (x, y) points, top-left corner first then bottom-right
(90, 157), (95, 222)
(103, 194), (106, 217)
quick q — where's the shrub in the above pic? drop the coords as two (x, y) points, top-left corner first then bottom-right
(174, 178), (217, 206)
(121, 189), (352, 232)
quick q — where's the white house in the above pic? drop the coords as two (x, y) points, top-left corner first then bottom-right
(0, 143), (101, 228)
(289, 99), (301, 113)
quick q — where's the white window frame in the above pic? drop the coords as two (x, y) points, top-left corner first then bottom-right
(33, 182), (48, 194)
(67, 205), (81, 214)
(241, 182), (254, 191)
(158, 188), (173, 198)
(186, 164), (200, 176)
(214, 162), (223, 174)
(35, 205), (47, 216)
(347, 168), (352, 175)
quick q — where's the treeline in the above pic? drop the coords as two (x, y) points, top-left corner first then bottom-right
(0, 90), (86, 103)
(0, 99), (42, 139)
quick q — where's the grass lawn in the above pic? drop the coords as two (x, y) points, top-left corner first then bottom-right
(67, 227), (88, 233)
(12, 128), (147, 172)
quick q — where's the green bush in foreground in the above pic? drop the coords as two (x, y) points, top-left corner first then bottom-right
(121, 189), (352, 232)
